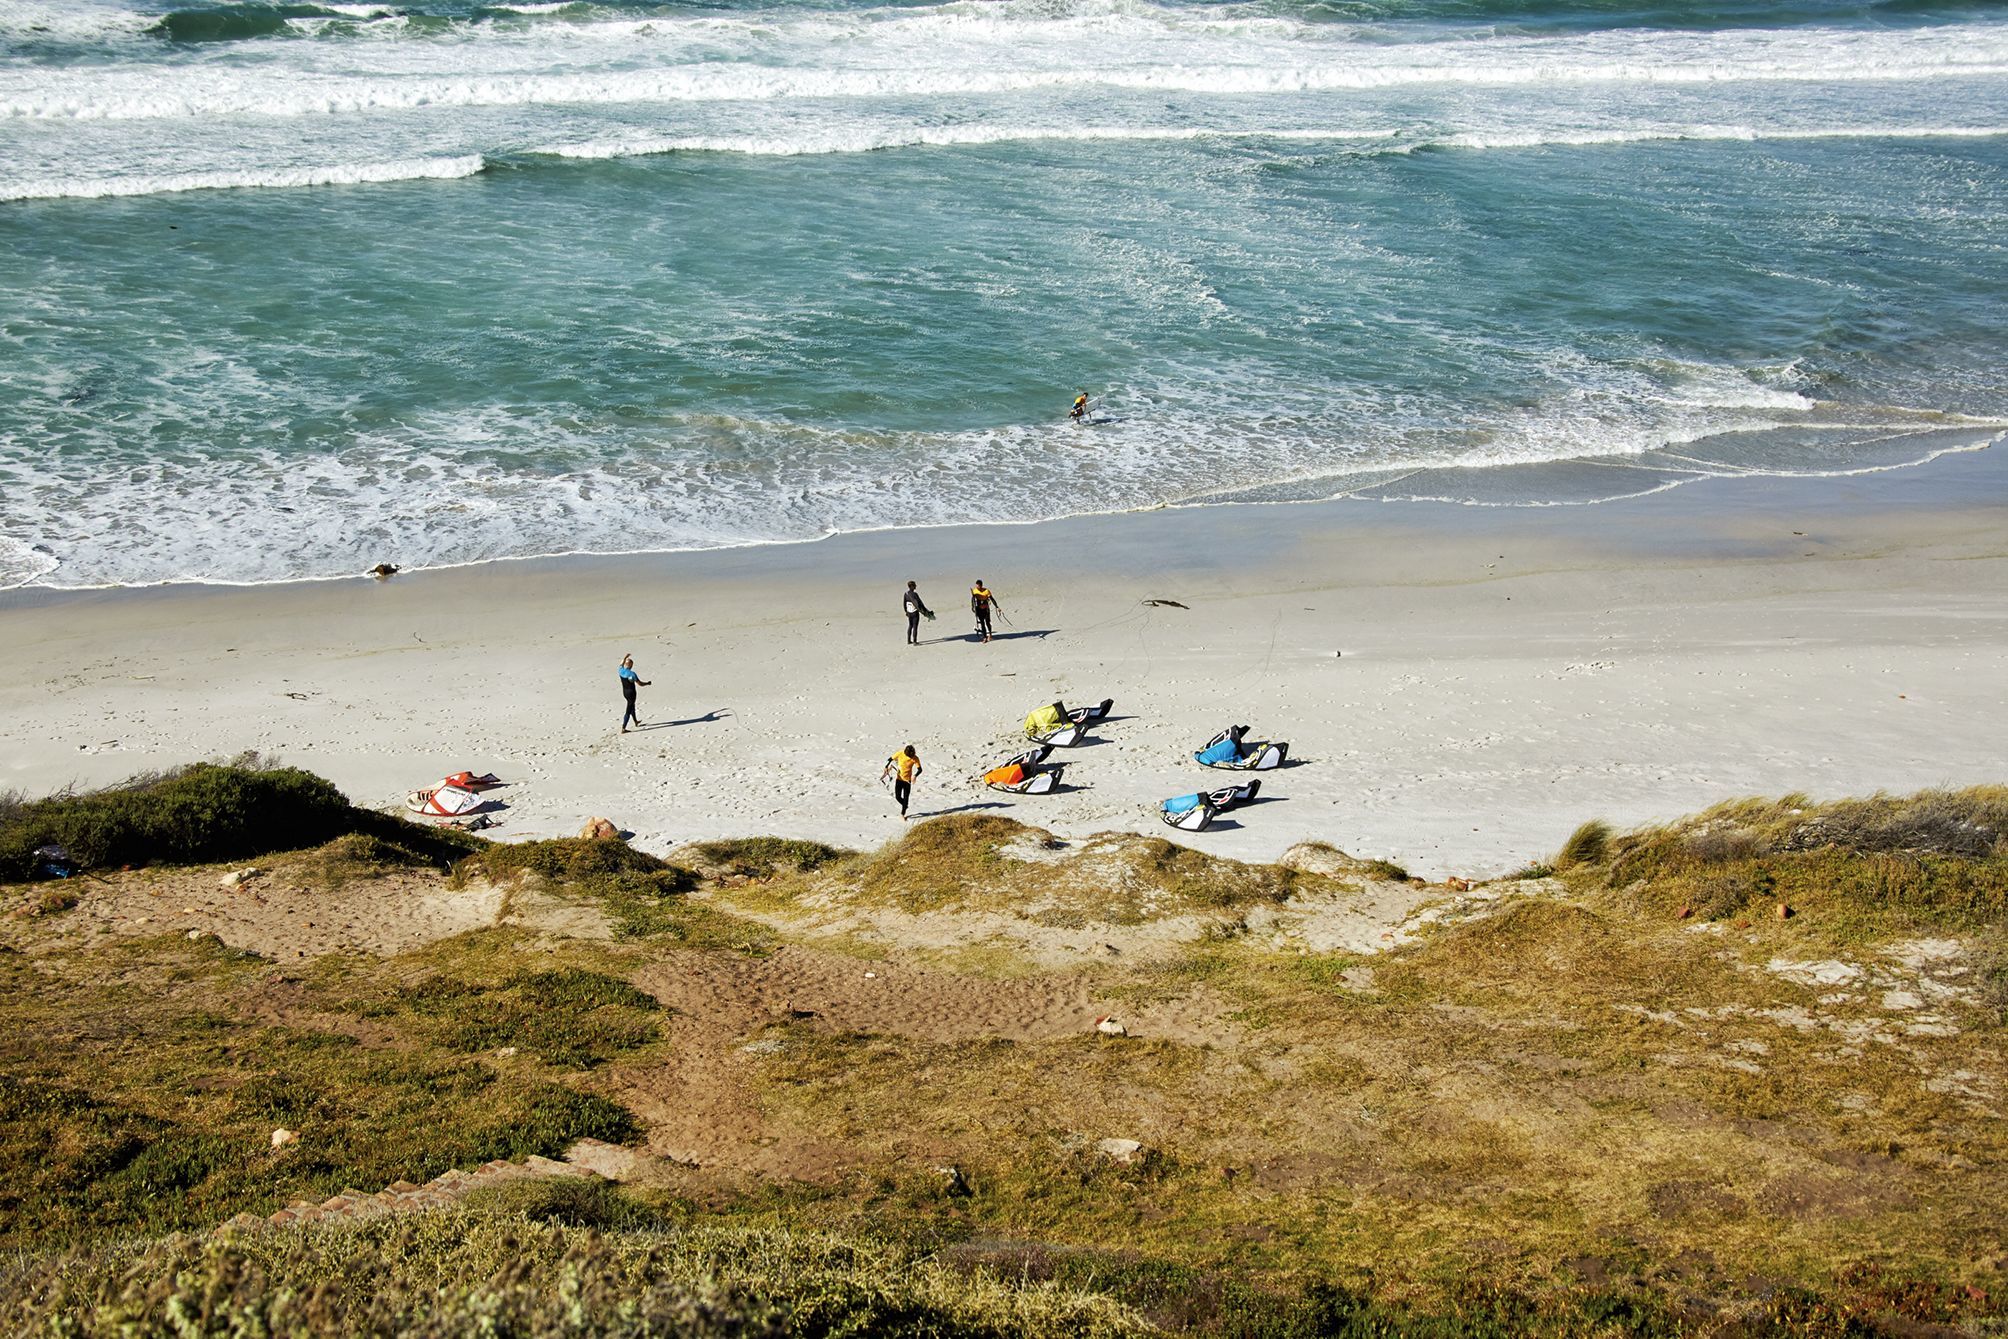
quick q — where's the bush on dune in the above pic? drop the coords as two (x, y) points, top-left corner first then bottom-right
(0, 760), (712, 939)
(456, 838), (699, 938)
(1567, 787), (2008, 931)
(0, 761), (481, 881)
(0, 763), (351, 879)
(680, 836), (848, 880)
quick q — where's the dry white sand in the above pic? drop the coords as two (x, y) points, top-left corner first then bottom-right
(4, 453), (2005, 878)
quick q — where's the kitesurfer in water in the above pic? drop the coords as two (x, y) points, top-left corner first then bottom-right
(1070, 392), (1089, 421)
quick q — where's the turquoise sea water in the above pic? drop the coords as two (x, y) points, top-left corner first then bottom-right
(2, 0), (2004, 586)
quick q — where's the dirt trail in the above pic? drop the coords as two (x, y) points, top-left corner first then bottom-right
(618, 945), (1239, 1178)
(8, 865), (604, 960)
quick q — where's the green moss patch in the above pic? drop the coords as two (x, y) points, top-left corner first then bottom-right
(361, 967), (665, 1069)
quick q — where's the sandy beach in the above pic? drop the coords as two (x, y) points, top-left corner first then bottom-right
(4, 449), (2005, 878)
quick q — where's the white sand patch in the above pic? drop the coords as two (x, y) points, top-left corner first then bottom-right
(1766, 958), (1863, 987)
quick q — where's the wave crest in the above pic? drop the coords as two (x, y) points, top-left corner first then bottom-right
(0, 155), (485, 202)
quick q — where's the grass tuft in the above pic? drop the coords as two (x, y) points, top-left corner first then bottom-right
(680, 836), (849, 880)
(5, 1214), (1155, 1338)
(457, 838), (700, 938)
(1554, 819), (1611, 870)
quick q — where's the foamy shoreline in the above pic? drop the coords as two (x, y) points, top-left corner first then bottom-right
(4, 450), (2005, 878)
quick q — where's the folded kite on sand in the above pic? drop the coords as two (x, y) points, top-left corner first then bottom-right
(1023, 698), (1114, 746)
(1204, 779), (1262, 810)
(1194, 725), (1289, 772)
(407, 785), (486, 817)
(1160, 793), (1218, 832)
(984, 744), (1064, 795)
(1161, 780), (1262, 831)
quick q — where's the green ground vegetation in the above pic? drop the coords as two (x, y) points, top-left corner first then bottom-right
(1, 769), (2004, 1335)
(720, 813), (1333, 924)
(0, 932), (645, 1249)
(0, 758), (478, 881)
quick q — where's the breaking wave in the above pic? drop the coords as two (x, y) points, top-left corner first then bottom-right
(0, 154), (485, 201)
(536, 120), (2008, 161)
(8, 16), (2008, 120)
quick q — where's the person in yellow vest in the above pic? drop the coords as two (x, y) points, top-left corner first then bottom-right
(881, 744), (922, 819)
(970, 580), (1000, 643)
(1070, 392), (1089, 421)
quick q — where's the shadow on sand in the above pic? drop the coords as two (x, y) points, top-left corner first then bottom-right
(918, 800), (1014, 819)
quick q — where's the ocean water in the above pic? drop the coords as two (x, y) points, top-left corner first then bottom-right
(1, 0), (2004, 587)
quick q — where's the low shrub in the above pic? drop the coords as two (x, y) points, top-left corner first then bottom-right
(0, 1048), (638, 1248)
(683, 836), (848, 880)
(468, 837), (680, 884)
(0, 763), (483, 881)
(0, 764), (353, 879)
(1780, 789), (2008, 859)
(458, 838), (698, 938)
(316, 831), (435, 868)
(460, 1175), (660, 1230)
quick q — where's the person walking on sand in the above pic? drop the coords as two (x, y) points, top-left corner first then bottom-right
(902, 580), (934, 645)
(970, 579), (1001, 643)
(881, 744), (922, 819)
(618, 654), (650, 733)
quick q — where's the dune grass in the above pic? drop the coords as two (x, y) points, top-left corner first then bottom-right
(737, 815), (1323, 924)
(453, 836), (717, 939)
(3, 774), (2006, 1334)
(1562, 786), (2008, 941)
(0, 933), (642, 1251)
(677, 836), (850, 880)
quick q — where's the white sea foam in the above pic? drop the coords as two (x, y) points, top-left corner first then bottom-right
(534, 121), (2008, 163)
(0, 537), (60, 591)
(0, 362), (1958, 589)
(5, 16), (2006, 121)
(12, 58), (2007, 123)
(536, 123), (1386, 159)
(0, 155), (486, 202)
(1434, 124), (2008, 151)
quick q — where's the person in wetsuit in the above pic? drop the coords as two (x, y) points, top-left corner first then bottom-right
(903, 580), (933, 645)
(618, 654), (651, 733)
(882, 744), (922, 819)
(970, 580), (999, 643)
